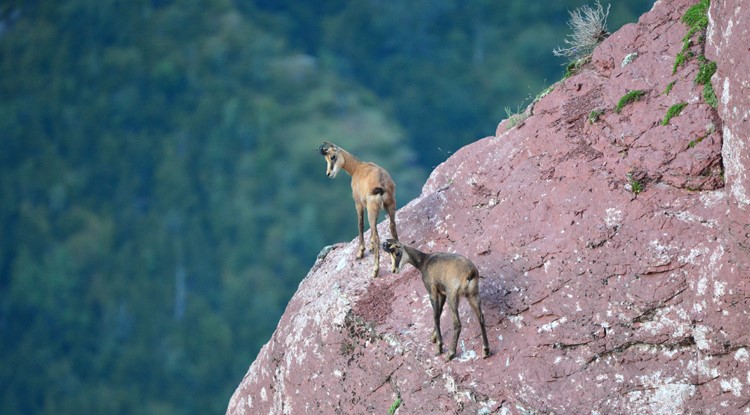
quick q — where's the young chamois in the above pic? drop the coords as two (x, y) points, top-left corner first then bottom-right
(318, 141), (398, 278)
(382, 239), (490, 361)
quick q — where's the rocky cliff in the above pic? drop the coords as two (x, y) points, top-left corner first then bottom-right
(227, 0), (750, 413)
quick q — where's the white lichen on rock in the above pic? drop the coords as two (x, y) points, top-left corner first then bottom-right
(621, 52), (639, 67)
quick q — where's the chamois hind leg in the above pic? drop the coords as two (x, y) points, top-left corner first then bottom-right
(446, 292), (462, 361)
(432, 293), (446, 344)
(468, 292), (491, 358)
(366, 200), (380, 278)
(386, 199), (398, 241)
(355, 202), (365, 259)
(430, 291), (446, 355)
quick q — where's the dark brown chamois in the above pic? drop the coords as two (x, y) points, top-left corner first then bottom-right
(382, 239), (490, 361)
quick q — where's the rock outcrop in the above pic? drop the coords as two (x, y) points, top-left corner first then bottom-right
(227, 0), (749, 413)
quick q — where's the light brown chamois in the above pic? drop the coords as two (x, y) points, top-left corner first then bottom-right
(318, 141), (398, 278)
(382, 239), (490, 361)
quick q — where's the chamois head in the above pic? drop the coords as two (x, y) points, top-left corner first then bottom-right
(318, 141), (344, 179)
(382, 239), (407, 274)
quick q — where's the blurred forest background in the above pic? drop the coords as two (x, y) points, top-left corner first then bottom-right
(0, 0), (652, 413)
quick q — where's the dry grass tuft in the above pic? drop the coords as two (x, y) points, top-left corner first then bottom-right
(553, 0), (611, 61)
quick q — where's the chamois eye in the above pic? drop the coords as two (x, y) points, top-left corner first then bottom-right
(331, 155), (336, 161)
(395, 251), (401, 257)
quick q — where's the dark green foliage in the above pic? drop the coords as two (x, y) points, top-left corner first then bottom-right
(695, 56), (719, 108)
(682, 0), (710, 29)
(695, 57), (717, 85)
(588, 108), (605, 123)
(673, 52), (688, 74)
(703, 82), (718, 108)
(681, 0), (710, 50)
(565, 61), (579, 78)
(664, 80), (677, 95)
(627, 172), (644, 195)
(674, 0), (710, 74)
(631, 180), (644, 195)
(388, 397), (402, 414)
(673, 1), (718, 108)
(615, 90), (647, 113)
(662, 102), (688, 125)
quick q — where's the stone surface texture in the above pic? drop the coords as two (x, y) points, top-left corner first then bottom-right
(228, 0), (750, 413)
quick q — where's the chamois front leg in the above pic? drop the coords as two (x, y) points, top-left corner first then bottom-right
(366, 201), (380, 278)
(355, 202), (365, 260)
(446, 292), (462, 361)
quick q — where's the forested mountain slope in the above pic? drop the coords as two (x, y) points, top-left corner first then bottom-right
(0, 2), (422, 413)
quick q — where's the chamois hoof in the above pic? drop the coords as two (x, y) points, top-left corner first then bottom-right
(445, 352), (456, 362)
(483, 348), (491, 358)
(355, 250), (365, 260)
(370, 269), (379, 278)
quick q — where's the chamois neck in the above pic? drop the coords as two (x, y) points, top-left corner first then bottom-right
(340, 149), (366, 176)
(405, 245), (428, 271)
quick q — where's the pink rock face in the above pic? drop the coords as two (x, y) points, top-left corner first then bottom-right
(227, 0), (750, 413)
